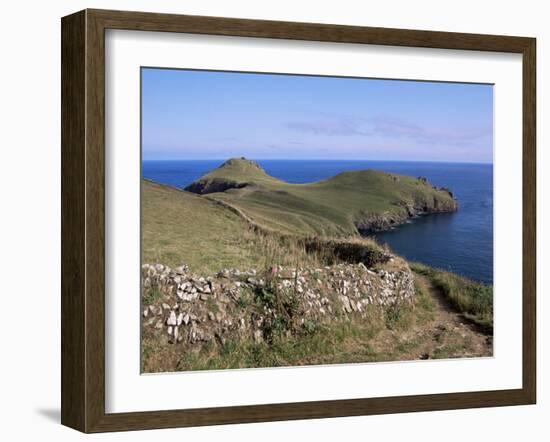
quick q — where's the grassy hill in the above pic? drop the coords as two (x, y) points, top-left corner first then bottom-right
(185, 158), (457, 236)
(143, 179), (396, 275)
(142, 180), (386, 274)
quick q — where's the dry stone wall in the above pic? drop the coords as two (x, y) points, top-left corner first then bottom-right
(142, 260), (416, 347)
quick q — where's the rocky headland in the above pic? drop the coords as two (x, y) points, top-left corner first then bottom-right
(184, 158), (458, 235)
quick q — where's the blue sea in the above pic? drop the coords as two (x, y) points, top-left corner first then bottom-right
(143, 160), (493, 284)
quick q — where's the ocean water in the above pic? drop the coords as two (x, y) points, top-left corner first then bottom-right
(143, 160), (493, 284)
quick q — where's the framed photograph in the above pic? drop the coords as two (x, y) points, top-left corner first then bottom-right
(61, 9), (536, 433)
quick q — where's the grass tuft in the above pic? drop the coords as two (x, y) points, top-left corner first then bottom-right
(142, 286), (163, 305)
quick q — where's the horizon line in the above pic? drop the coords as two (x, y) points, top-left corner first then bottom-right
(142, 158), (494, 165)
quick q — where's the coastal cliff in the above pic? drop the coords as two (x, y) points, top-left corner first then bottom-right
(185, 157), (458, 235)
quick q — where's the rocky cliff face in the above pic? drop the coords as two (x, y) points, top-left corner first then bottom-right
(355, 180), (458, 233)
(184, 178), (248, 195)
(142, 260), (416, 347)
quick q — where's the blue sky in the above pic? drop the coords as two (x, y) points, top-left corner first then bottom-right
(142, 68), (493, 163)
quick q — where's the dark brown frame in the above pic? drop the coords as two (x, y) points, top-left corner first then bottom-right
(61, 8), (536, 433)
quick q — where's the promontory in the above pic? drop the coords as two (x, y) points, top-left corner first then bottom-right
(184, 157), (458, 236)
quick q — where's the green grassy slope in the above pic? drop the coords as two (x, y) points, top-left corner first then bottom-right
(143, 180), (380, 274)
(185, 158), (458, 236)
(142, 180), (267, 274)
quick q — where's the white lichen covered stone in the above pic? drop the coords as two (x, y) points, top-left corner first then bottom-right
(166, 311), (177, 326)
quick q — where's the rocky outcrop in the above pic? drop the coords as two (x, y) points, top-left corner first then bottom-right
(184, 178), (249, 195)
(142, 261), (416, 347)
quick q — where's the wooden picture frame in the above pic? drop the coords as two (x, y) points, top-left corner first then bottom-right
(61, 8), (536, 433)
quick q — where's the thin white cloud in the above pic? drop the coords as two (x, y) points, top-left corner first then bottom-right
(285, 115), (492, 146)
